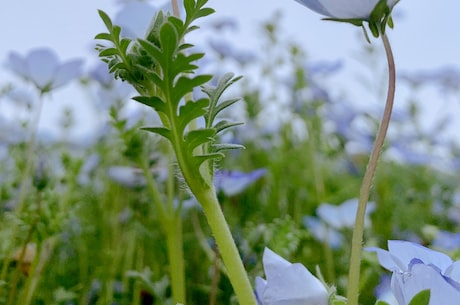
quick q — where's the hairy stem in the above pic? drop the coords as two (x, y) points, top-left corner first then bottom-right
(346, 32), (395, 305)
(194, 188), (257, 305)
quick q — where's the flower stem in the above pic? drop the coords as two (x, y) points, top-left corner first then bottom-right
(346, 32), (395, 305)
(194, 188), (257, 305)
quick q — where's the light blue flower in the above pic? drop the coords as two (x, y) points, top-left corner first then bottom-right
(5, 48), (83, 93)
(367, 240), (460, 305)
(294, 0), (398, 20)
(317, 198), (375, 230)
(214, 169), (266, 196)
(255, 248), (328, 305)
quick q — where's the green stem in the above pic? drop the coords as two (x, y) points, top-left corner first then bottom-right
(165, 214), (186, 303)
(139, 157), (186, 304)
(346, 32), (395, 305)
(194, 187), (256, 305)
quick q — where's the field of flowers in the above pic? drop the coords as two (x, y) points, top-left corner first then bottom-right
(1, 0), (460, 305)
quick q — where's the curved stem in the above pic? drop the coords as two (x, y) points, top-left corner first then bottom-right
(346, 32), (396, 305)
(194, 188), (257, 305)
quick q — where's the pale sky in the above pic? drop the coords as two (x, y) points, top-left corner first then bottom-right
(1, 1), (459, 140)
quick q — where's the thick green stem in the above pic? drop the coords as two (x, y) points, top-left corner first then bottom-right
(139, 157), (186, 304)
(346, 32), (395, 305)
(194, 187), (256, 305)
(165, 214), (186, 303)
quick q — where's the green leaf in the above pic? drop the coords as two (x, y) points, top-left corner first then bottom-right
(375, 300), (390, 305)
(322, 17), (363, 27)
(202, 73), (242, 128)
(159, 21), (179, 62)
(184, 129), (216, 151)
(213, 120), (243, 134)
(99, 48), (120, 57)
(171, 75), (212, 107)
(133, 96), (168, 114)
(94, 33), (113, 41)
(141, 127), (172, 140)
(178, 99), (210, 133)
(98, 10), (113, 31)
(192, 152), (224, 168)
(408, 290), (430, 305)
(212, 143), (245, 152)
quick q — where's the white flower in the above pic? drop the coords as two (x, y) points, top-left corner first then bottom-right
(256, 248), (328, 305)
(294, 0), (398, 19)
(5, 48), (83, 93)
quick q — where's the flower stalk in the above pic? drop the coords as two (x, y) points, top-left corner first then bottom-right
(346, 31), (396, 305)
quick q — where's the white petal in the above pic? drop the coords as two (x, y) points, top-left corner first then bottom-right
(391, 263), (460, 305)
(388, 240), (453, 271)
(263, 263), (328, 305)
(53, 59), (83, 89)
(27, 48), (59, 89)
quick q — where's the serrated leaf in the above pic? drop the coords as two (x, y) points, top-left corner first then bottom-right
(133, 96), (167, 114)
(141, 127), (171, 140)
(408, 289), (430, 305)
(98, 10), (113, 31)
(185, 129), (215, 151)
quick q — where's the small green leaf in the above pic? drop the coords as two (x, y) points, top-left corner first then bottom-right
(212, 143), (245, 152)
(133, 96), (168, 114)
(213, 120), (243, 134)
(159, 21), (179, 61)
(192, 152), (224, 167)
(322, 17), (363, 27)
(171, 75), (212, 106)
(98, 10), (113, 31)
(99, 48), (119, 57)
(408, 289), (431, 305)
(141, 127), (172, 140)
(184, 129), (216, 151)
(94, 33), (113, 41)
(375, 300), (390, 305)
(178, 99), (210, 133)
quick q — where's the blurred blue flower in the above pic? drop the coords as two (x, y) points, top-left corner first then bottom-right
(317, 198), (375, 230)
(88, 63), (133, 109)
(400, 66), (460, 93)
(208, 39), (257, 65)
(304, 198), (374, 248)
(367, 240), (460, 305)
(303, 216), (343, 249)
(255, 247), (328, 305)
(432, 231), (460, 251)
(214, 169), (266, 196)
(5, 48), (83, 93)
(294, 0), (398, 19)
(114, 2), (174, 39)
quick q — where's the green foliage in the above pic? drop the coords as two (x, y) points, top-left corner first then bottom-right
(96, 0), (242, 189)
(408, 289), (431, 305)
